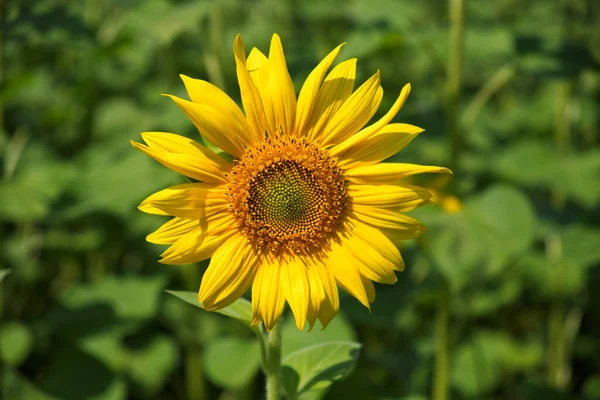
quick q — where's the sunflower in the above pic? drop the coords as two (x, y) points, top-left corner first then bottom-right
(132, 34), (451, 331)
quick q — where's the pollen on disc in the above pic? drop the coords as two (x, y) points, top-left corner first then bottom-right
(226, 136), (347, 254)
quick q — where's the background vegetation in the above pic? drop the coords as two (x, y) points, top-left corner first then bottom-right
(2, 0), (600, 399)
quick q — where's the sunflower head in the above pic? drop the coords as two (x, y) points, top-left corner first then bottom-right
(132, 33), (451, 331)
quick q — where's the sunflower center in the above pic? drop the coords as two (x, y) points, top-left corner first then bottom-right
(226, 136), (347, 254)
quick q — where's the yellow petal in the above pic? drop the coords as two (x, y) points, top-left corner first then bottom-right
(331, 123), (424, 168)
(198, 232), (259, 310)
(166, 95), (249, 157)
(318, 71), (383, 147)
(294, 43), (344, 137)
(131, 132), (230, 183)
(301, 255), (340, 330)
(159, 212), (236, 264)
(346, 163), (452, 184)
(314, 258), (340, 329)
(139, 183), (227, 219)
(343, 230), (397, 284)
(140, 131), (230, 170)
(159, 226), (236, 265)
(325, 239), (370, 310)
(197, 211), (238, 236)
(347, 83), (411, 145)
(348, 184), (432, 210)
(361, 276), (376, 303)
(147, 217), (200, 244)
(347, 218), (405, 275)
(138, 202), (169, 216)
(252, 258), (286, 331)
(305, 263), (326, 330)
(267, 34), (297, 136)
(281, 259), (309, 331)
(233, 34), (266, 143)
(306, 58), (357, 141)
(352, 219), (405, 271)
(247, 48), (277, 136)
(180, 75), (255, 146)
(330, 83), (411, 157)
(352, 204), (426, 238)
(316, 289), (339, 330)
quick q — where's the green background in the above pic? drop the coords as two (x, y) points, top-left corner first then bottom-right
(2, 0), (600, 399)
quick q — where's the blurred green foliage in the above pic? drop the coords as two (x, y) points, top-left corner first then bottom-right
(1, 0), (600, 399)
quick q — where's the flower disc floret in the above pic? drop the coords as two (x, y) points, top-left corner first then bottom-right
(226, 136), (347, 254)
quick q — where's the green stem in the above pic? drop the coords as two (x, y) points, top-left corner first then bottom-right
(547, 302), (566, 388)
(554, 81), (571, 154)
(204, 5), (226, 91)
(0, 0), (5, 131)
(447, 0), (465, 175)
(265, 321), (282, 400)
(433, 293), (449, 400)
(181, 266), (205, 400)
(185, 344), (206, 400)
(462, 65), (515, 128)
(551, 81), (571, 207)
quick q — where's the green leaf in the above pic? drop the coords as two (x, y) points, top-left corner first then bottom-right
(461, 279), (522, 317)
(126, 335), (179, 395)
(0, 180), (53, 221)
(2, 370), (60, 400)
(429, 184), (537, 291)
(559, 225), (600, 269)
(451, 331), (543, 397)
(520, 252), (586, 299)
(50, 275), (168, 340)
(77, 328), (128, 372)
(281, 341), (361, 400)
(204, 337), (261, 389)
(466, 185), (536, 270)
(583, 375), (600, 399)
(162, 294), (221, 345)
(0, 143), (76, 222)
(40, 346), (126, 400)
(99, 0), (211, 46)
(166, 290), (256, 330)
(493, 141), (600, 207)
(0, 269), (11, 282)
(61, 275), (167, 321)
(0, 322), (34, 366)
(65, 149), (177, 220)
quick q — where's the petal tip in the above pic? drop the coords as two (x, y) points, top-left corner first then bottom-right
(295, 320), (306, 331)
